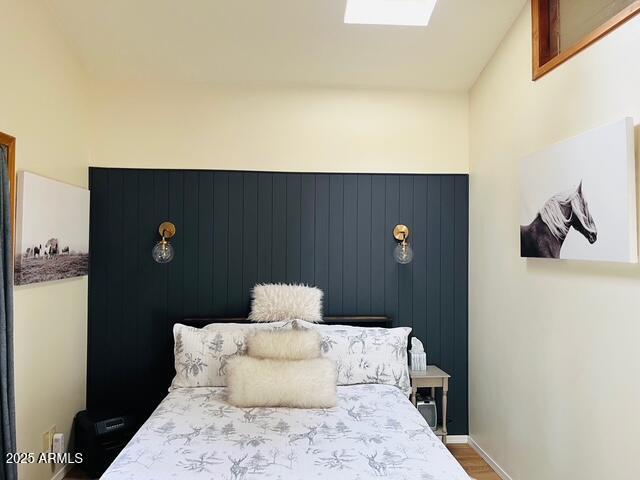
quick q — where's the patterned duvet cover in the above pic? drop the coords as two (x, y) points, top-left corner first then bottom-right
(102, 384), (469, 480)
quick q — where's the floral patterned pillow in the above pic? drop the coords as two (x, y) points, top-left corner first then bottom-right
(170, 322), (291, 389)
(295, 320), (412, 396)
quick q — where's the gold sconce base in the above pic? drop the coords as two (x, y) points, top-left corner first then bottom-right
(159, 222), (176, 239)
(393, 224), (410, 242)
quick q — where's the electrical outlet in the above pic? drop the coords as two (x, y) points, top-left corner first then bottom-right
(42, 425), (56, 453)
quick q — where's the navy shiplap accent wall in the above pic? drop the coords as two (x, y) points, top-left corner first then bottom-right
(88, 168), (469, 434)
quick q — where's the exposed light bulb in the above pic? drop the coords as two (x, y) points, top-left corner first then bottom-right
(393, 242), (413, 264)
(152, 239), (174, 264)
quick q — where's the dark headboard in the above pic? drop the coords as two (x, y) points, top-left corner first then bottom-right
(88, 168), (468, 434)
(180, 316), (392, 329)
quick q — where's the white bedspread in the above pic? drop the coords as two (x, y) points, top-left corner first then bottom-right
(102, 384), (469, 479)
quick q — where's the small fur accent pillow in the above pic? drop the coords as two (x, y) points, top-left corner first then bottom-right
(246, 329), (321, 360)
(227, 356), (337, 408)
(248, 283), (323, 322)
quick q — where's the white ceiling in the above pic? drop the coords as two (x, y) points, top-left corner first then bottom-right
(45, 0), (526, 91)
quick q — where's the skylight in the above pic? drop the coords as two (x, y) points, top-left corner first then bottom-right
(344, 0), (438, 26)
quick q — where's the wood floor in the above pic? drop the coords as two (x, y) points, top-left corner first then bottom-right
(448, 444), (501, 480)
(66, 443), (499, 479)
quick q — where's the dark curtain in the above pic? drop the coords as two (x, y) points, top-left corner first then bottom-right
(0, 145), (16, 480)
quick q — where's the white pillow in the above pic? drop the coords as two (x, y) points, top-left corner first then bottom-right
(248, 283), (323, 322)
(227, 356), (337, 408)
(246, 329), (322, 360)
(170, 322), (290, 389)
(295, 320), (412, 395)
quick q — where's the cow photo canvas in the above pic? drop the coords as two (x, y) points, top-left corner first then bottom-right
(520, 117), (637, 263)
(15, 172), (90, 285)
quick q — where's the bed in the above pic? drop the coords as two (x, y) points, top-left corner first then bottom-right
(101, 316), (470, 479)
(102, 384), (469, 479)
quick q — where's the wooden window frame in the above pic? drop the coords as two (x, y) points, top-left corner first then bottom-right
(0, 132), (16, 243)
(532, 0), (640, 80)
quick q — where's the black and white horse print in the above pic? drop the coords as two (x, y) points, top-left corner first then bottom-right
(45, 238), (59, 257)
(520, 181), (597, 258)
(29, 241), (60, 260)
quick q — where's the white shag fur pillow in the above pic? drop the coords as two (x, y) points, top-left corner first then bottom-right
(227, 356), (337, 408)
(246, 329), (321, 360)
(248, 283), (323, 322)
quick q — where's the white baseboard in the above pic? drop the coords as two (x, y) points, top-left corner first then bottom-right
(51, 463), (72, 480)
(445, 435), (468, 444)
(468, 436), (513, 480)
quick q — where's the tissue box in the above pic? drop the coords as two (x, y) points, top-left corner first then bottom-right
(410, 351), (427, 371)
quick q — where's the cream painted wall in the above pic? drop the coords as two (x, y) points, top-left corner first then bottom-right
(0, 1), (90, 479)
(2, 4), (468, 480)
(469, 3), (640, 480)
(7, 2), (640, 480)
(89, 82), (468, 173)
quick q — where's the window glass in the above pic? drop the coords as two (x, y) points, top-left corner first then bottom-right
(559, 0), (636, 50)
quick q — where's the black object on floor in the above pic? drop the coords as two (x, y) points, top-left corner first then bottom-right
(73, 410), (138, 478)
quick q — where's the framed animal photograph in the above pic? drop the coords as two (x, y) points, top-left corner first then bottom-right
(520, 117), (637, 263)
(14, 171), (90, 285)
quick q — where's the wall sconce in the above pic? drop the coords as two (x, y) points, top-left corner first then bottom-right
(152, 222), (176, 264)
(393, 224), (413, 264)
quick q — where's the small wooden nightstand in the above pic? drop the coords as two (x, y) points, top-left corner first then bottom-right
(410, 366), (450, 443)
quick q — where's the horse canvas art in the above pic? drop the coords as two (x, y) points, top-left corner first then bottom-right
(520, 118), (637, 263)
(521, 182), (597, 258)
(14, 172), (90, 285)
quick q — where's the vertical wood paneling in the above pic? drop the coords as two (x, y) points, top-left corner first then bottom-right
(412, 176), (428, 346)
(440, 176), (456, 431)
(212, 173), (229, 315)
(314, 175), (330, 301)
(328, 175), (344, 314)
(197, 172), (214, 314)
(342, 175), (358, 314)
(285, 175), (301, 282)
(121, 171), (140, 397)
(426, 176), (442, 364)
(182, 172), (199, 317)
(242, 173), (258, 312)
(106, 170), (124, 409)
(453, 176), (469, 434)
(87, 169), (108, 410)
(370, 176), (386, 314)
(384, 176), (400, 326)
(166, 171), (184, 385)
(88, 169), (469, 434)
(356, 175), (372, 314)
(300, 175), (315, 286)
(227, 172), (244, 315)
(257, 174), (273, 283)
(440, 177), (455, 374)
(152, 170), (170, 405)
(136, 172), (155, 406)
(398, 176), (414, 329)
(271, 174), (287, 282)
